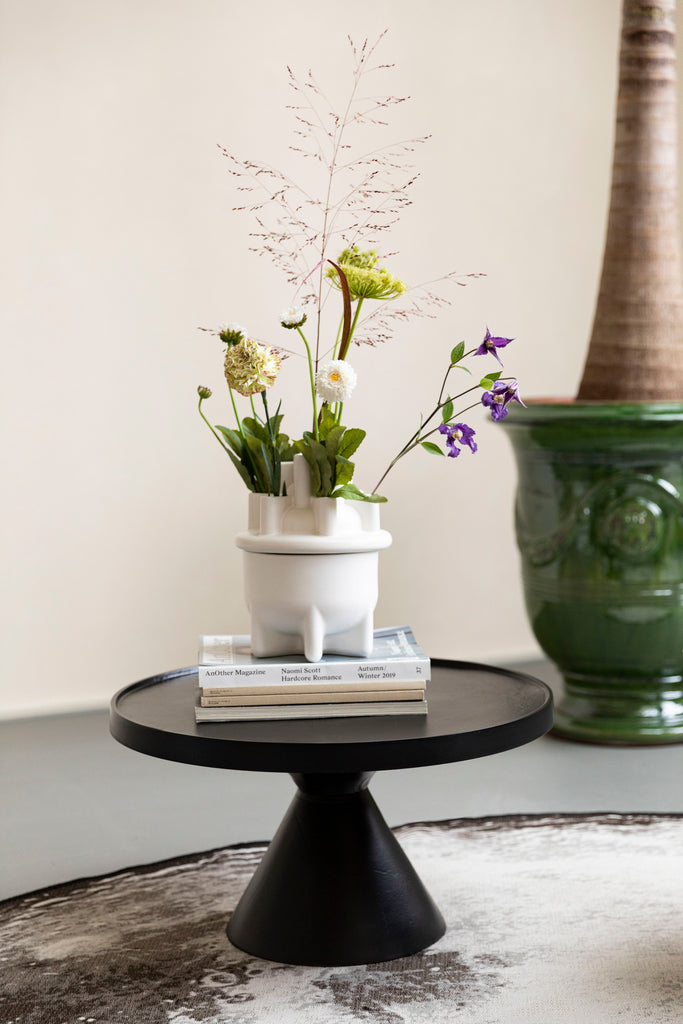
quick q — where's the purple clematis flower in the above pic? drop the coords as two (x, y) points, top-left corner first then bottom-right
(438, 422), (478, 458)
(481, 380), (525, 421)
(475, 327), (514, 366)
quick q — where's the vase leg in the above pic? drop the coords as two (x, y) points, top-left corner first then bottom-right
(250, 618), (301, 659)
(328, 612), (374, 658)
(226, 771), (446, 966)
(302, 605), (324, 662)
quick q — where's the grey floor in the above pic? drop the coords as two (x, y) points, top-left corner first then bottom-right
(3, 659), (683, 902)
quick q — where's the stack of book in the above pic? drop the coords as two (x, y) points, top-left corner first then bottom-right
(194, 625), (430, 722)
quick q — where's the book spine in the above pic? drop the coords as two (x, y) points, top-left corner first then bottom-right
(195, 699), (429, 722)
(199, 688), (425, 707)
(198, 659), (429, 688)
(200, 678), (425, 696)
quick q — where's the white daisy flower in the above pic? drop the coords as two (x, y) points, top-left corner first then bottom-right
(280, 306), (307, 329)
(315, 360), (357, 403)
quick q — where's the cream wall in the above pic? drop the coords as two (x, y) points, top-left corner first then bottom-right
(1, 0), (656, 716)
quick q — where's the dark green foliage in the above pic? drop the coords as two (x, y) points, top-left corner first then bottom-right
(215, 410), (293, 494)
(294, 407), (383, 501)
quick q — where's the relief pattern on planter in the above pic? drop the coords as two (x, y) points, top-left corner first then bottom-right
(516, 472), (682, 570)
(515, 466), (683, 678)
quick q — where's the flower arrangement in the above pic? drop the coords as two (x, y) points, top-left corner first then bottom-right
(197, 35), (523, 503)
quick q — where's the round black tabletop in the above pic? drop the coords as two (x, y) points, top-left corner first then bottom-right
(109, 659), (553, 774)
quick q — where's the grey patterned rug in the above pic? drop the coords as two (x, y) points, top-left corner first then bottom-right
(2, 813), (683, 1023)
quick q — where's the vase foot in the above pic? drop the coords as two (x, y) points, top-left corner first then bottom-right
(552, 671), (683, 745)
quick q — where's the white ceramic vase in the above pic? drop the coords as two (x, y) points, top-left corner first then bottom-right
(235, 454), (392, 662)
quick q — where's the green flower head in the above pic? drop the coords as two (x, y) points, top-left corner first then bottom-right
(327, 248), (407, 302)
(336, 246), (378, 271)
(197, 385), (212, 400)
(218, 322), (247, 347)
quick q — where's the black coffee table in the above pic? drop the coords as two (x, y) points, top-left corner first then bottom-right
(110, 659), (552, 967)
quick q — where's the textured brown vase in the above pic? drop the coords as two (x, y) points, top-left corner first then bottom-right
(577, 0), (683, 401)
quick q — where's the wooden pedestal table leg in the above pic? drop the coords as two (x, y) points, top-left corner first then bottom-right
(226, 770), (446, 966)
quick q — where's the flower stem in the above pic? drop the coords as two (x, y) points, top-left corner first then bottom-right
(331, 317), (344, 360)
(437, 350), (478, 404)
(228, 386), (246, 439)
(370, 392), (485, 494)
(338, 297), (363, 362)
(297, 325), (319, 440)
(198, 397), (232, 454)
(372, 457), (401, 496)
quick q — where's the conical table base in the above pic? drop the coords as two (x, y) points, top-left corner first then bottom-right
(227, 772), (446, 966)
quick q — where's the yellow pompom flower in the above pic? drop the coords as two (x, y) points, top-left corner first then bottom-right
(224, 338), (281, 396)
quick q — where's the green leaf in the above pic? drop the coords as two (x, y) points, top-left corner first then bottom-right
(317, 407), (338, 440)
(333, 483), (387, 503)
(421, 440), (445, 456)
(242, 417), (270, 444)
(338, 427), (366, 459)
(295, 442), (322, 494)
(215, 425), (245, 455)
(260, 439), (278, 494)
(334, 455), (355, 488)
(236, 443), (261, 490)
(450, 341), (466, 364)
(267, 412), (285, 437)
(227, 450), (255, 490)
(480, 371), (502, 388)
(324, 425), (346, 460)
(295, 437), (337, 496)
(442, 399), (454, 423)
(319, 454), (334, 495)
(277, 435), (293, 460)
(244, 435), (272, 492)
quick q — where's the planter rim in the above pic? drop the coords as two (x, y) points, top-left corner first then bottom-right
(503, 399), (683, 426)
(235, 529), (392, 555)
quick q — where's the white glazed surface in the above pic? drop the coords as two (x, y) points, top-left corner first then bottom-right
(242, 549), (379, 660)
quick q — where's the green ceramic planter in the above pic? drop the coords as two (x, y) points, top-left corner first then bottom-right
(502, 401), (683, 744)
